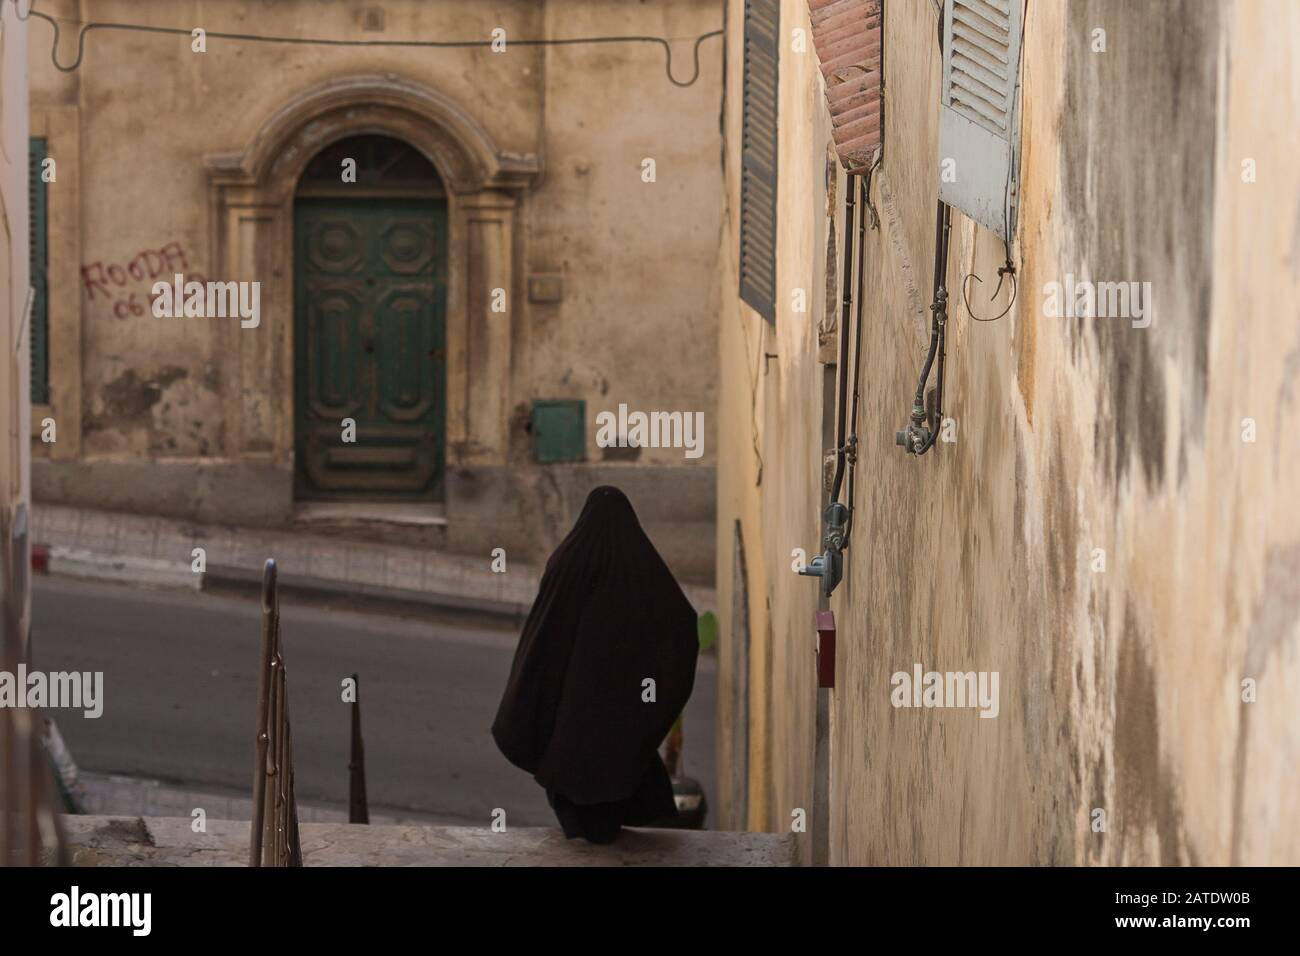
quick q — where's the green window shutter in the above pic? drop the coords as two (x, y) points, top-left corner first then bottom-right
(29, 138), (49, 406)
(740, 0), (779, 323)
(530, 399), (586, 464)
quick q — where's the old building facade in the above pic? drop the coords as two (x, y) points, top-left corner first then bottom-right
(716, 0), (1300, 864)
(28, 0), (721, 582)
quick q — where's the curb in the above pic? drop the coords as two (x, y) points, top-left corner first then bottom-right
(203, 562), (532, 621)
(34, 545), (533, 622)
(44, 546), (201, 591)
(35, 541), (715, 622)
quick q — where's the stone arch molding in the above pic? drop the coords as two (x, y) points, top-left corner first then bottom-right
(203, 73), (538, 481)
(209, 74), (539, 195)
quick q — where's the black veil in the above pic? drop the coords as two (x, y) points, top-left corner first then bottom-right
(491, 486), (699, 837)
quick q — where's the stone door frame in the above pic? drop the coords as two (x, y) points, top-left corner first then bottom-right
(203, 74), (539, 495)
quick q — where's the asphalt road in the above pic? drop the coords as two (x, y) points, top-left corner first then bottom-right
(30, 575), (717, 829)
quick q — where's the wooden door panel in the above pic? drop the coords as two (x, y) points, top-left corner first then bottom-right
(375, 282), (444, 422)
(378, 218), (438, 275)
(302, 282), (366, 420)
(304, 218), (365, 275)
(301, 425), (438, 493)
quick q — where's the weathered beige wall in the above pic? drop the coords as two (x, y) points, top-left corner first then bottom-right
(0, 3), (39, 849)
(1, 0), (32, 656)
(717, 0), (1300, 864)
(2, 2), (31, 505)
(524, 0), (721, 466)
(715, 0), (834, 837)
(28, 0), (723, 580)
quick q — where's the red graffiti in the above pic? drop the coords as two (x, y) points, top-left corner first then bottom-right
(81, 242), (203, 319)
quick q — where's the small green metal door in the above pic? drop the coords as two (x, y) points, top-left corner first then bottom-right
(294, 197), (447, 500)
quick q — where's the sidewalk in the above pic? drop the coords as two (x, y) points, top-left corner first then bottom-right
(32, 504), (717, 619)
(60, 815), (797, 867)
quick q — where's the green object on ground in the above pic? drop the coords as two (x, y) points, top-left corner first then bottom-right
(697, 611), (717, 652)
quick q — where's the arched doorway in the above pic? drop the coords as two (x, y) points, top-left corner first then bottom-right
(204, 75), (538, 520)
(292, 134), (447, 501)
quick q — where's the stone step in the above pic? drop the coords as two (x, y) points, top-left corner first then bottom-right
(60, 815), (798, 867)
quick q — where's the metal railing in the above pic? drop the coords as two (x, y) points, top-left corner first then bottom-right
(348, 672), (369, 825)
(250, 559), (302, 867)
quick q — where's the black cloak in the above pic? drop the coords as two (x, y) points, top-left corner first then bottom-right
(491, 486), (699, 842)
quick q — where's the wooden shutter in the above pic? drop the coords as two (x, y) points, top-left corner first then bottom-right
(740, 0), (779, 323)
(938, 0), (1023, 239)
(29, 138), (49, 406)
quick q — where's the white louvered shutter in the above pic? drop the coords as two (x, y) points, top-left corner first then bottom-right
(938, 0), (1023, 239)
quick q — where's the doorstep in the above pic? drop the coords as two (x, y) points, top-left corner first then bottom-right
(294, 501), (449, 527)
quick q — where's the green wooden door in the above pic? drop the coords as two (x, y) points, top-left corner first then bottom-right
(294, 197), (447, 500)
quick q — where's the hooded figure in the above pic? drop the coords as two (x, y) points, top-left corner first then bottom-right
(491, 486), (699, 843)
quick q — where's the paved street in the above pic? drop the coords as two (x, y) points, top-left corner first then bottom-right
(31, 575), (717, 830)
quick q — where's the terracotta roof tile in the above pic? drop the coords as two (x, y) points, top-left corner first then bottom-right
(809, 0), (882, 171)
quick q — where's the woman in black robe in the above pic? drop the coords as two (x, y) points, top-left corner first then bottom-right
(491, 486), (699, 844)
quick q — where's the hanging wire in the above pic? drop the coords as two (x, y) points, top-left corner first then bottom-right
(14, 0), (721, 86)
(962, 237), (1018, 323)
